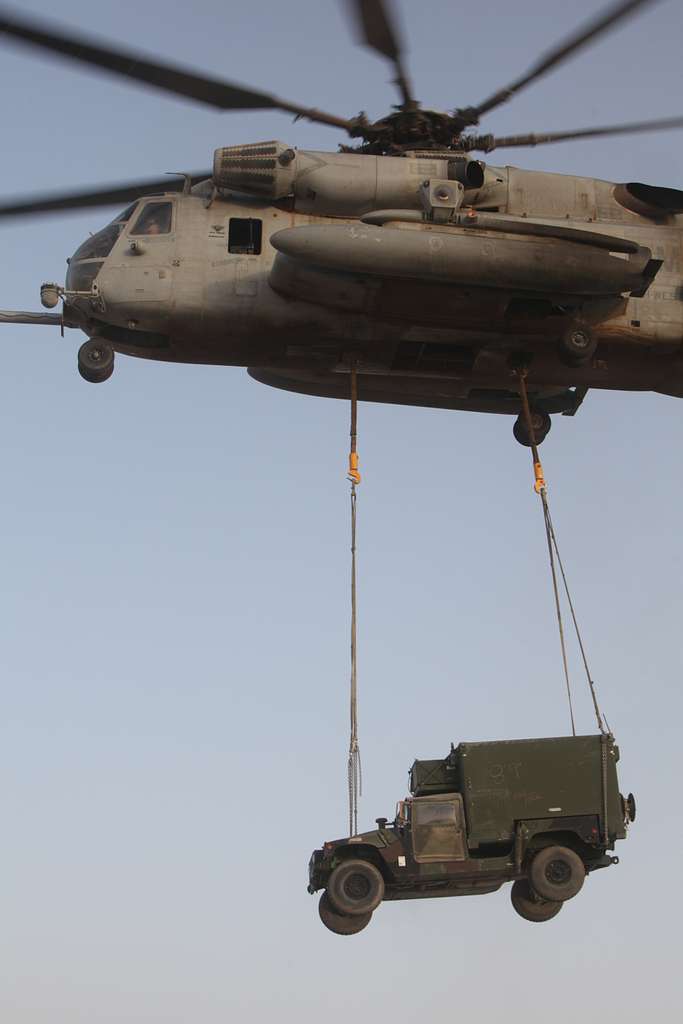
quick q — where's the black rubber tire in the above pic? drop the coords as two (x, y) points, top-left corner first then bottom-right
(512, 410), (551, 447)
(318, 892), (372, 935)
(78, 339), (115, 383)
(529, 845), (585, 902)
(558, 322), (597, 366)
(627, 792), (636, 823)
(326, 859), (385, 916)
(511, 879), (562, 923)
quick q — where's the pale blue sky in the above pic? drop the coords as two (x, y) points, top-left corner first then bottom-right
(1, 1), (683, 1021)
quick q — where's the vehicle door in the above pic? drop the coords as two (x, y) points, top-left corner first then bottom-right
(411, 795), (467, 863)
(100, 198), (176, 324)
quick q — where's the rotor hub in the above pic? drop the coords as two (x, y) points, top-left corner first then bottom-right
(346, 107), (477, 154)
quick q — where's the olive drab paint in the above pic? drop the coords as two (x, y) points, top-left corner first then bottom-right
(309, 734), (634, 933)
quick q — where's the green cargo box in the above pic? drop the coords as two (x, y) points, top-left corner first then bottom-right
(409, 757), (458, 796)
(411, 734), (625, 847)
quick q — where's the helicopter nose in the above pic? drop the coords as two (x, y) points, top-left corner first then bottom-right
(65, 257), (104, 294)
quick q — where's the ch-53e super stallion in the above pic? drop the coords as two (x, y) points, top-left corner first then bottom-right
(1, 0), (683, 444)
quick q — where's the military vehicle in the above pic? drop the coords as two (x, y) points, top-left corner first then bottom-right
(309, 734), (635, 934)
(1, 1), (682, 444)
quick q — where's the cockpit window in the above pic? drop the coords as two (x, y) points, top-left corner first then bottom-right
(112, 202), (139, 224)
(66, 260), (104, 293)
(71, 223), (122, 261)
(130, 202), (173, 236)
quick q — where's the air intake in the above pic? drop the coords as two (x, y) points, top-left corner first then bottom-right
(213, 140), (297, 199)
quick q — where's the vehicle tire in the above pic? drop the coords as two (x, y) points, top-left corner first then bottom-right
(510, 879), (562, 923)
(529, 845), (585, 902)
(558, 322), (596, 366)
(512, 410), (551, 447)
(318, 892), (372, 935)
(326, 859), (385, 916)
(626, 792), (636, 823)
(78, 339), (114, 383)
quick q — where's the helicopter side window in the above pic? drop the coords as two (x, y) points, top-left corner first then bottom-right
(228, 218), (262, 255)
(129, 202), (173, 236)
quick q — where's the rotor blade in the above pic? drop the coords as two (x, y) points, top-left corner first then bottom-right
(470, 0), (661, 120)
(0, 172), (211, 220)
(0, 311), (62, 325)
(349, 0), (415, 108)
(466, 115), (683, 152)
(0, 6), (353, 131)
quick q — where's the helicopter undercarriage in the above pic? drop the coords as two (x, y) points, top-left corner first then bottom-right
(76, 303), (683, 445)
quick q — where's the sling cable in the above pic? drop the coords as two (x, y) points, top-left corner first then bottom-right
(347, 366), (362, 837)
(515, 369), (608, 741)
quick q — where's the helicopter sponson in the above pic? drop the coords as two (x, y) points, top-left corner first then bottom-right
(270, 220), (654, 298)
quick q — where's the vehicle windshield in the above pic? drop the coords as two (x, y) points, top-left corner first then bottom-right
(413, 800), (458, 826)
(69, 201), (142, 264)
(71, 223), (122, 262)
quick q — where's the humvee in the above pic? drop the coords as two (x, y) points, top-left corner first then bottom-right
(308, 734), (635, 934)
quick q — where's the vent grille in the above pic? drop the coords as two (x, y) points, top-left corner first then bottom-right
(213, 140), (297, 199)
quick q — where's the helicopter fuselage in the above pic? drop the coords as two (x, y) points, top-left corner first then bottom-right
(64, 158), (683, 417)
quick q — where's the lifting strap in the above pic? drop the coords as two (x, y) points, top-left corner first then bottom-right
(516, 372), (607, 737)
(347, 367), (362, 836)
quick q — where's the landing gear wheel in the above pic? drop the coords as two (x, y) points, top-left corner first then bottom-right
(78, 339), (114, 383)
(326, 859), (385, 916)
(318, 892), (372, 935)
(513, 410), (551, 447)
(511, 879), (562, 923)
(529, 846), (585, 902)
(558, 322), (596, 366)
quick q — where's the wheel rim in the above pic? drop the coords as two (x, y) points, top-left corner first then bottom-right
(570, 330), (591, 351)
(545, 859), (571, 886)
(344, 872), (372, 902)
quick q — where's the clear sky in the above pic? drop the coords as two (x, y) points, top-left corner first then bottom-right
(1, 1), (682, 1021)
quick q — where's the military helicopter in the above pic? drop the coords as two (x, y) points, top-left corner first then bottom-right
(1, 0), (682, 445)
